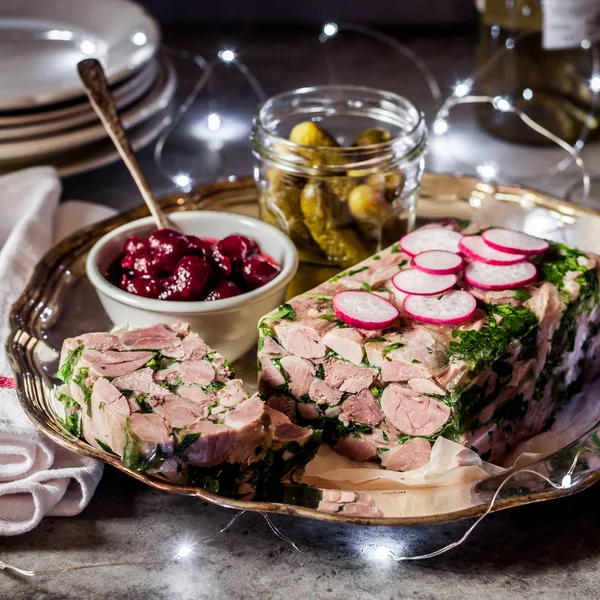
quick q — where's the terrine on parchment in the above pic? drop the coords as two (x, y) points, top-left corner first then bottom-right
(257, 221), (600, 471)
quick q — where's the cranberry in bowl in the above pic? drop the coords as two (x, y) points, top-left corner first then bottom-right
(86, 211), (298, 361)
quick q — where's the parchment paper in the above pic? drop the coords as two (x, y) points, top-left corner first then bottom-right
(298, 380), (600, 492)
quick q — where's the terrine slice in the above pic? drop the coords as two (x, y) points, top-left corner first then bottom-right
(56, 321), (321, 497)
(257, 221), (600, 470)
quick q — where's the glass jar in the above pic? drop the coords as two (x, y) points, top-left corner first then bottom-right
(251, 85), (427, 269)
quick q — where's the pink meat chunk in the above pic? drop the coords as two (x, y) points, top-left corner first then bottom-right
(324, 358), (378, 394)
(380, 438), (432, 471)
(84, 350), (155, 378)
(181, 335), (210, 359)
(121, 325), (181, 350)
(155, 394), (202, 429)
(177, 360), (215, 386)
(84, 377), (131, 454)
(83, 349), (152, 365)
(339, 389), (384, 427)
(181, 421), (235, 467)
(129, 412), (172, 444)
(297, 402), (320, 420)
(274, 322), (327, 359)
(381, 360), (427, 382)
(267, 395), (297, 422)
(407, 378), (446, 396)
(280, 356), (313, 398)
(274, 422), (313, 445)
(60, 333), (122, 365)
(168, 320), (190, 336)
(435, 362), (470, 390)
(381, 384), (450, 437)
(322, 327), (365, 366)
(265, 406), (290, 427)
(69, 380), (85, 408)
(155, 367), (182, 386)
(364, 341), (426, 382)
(309, 378), (344, 406)
(261, 336), (287, 356)
(217, 379), (247, 408)
(112, 368), (171, 397)
(334, 437), (377, 461)
(259, 357), (286, 391)
(223, 396), (271, 463)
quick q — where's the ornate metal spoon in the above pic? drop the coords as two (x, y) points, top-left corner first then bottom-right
(77, 58), (173, 230)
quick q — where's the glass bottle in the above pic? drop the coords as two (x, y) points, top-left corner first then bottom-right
(475, 0), (600, 145)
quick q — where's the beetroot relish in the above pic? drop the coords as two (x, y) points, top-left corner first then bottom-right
(105, 229), (281, 301)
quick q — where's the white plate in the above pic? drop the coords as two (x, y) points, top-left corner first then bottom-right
(0, 60), (159, 139)
(0, 0), (160, 109)
(58, 103), (174, 176)
(0, 103), (174, 177)
(0, 55), (176, 160)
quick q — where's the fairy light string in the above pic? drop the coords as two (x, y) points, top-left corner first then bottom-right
(432, 92), (591, 203)
(0, 448), (591, 576)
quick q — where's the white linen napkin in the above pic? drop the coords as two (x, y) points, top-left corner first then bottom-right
(0, 166), (116, 535)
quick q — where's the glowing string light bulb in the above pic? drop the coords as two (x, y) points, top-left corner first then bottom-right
(432, 118), (449, 136)
(174, 173), (191, 189)
(453, 79), (472, 98)
(174, 544), (194, 559)
(322, 22), (338, 37)
(493, 96), (512, 112)
(218, 48), (236, 63)
(207, 112), (222, 132)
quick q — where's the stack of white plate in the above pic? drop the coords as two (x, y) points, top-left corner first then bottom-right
(0, 0), (176, 176)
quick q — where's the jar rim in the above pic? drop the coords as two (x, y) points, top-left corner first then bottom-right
(254, 84), (425, 149)
(251, 85), (427, 176)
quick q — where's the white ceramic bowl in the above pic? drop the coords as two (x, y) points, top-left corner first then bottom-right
(86, 211), (298, 361)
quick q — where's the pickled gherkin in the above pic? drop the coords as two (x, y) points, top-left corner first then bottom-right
(300, 181), (369, 268)
(289, 121), (342, 166)
(367, 171), (405, 203)
(348, 184), (391, 221)
(352, 127), (393, 146)
(290, 121), (339, 148)
(327, 176), (356, 202)
(262, 169), (317, 249)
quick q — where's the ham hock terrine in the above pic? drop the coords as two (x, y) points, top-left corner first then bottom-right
(56, 322), (321, 497)
(257, 221), (600, 471)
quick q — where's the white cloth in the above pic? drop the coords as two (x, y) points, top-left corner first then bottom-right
(0, 167), (115, 535)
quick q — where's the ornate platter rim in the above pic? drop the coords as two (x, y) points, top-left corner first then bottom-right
(8, 172), (600, 526)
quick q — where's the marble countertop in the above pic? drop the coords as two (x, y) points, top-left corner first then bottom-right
(4, 26), (600, 600)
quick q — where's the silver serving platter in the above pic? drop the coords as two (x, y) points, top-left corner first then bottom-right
(8, 172), (600, 526)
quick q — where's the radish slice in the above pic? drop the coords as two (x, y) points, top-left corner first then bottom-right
(392, 268), (457, 296)
(403, 291), (476, 325)
(400, 228), (463, 257)
(411, 250), (464, 274)
(481, 228), (549, 255)
(333, 291), (399, 330)
(459, 235), (526, 265)
(465, 261), (537, 290)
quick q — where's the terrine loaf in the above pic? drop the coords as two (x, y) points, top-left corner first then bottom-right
(56, 322), (321, 497)
(257, 221), (600, 470)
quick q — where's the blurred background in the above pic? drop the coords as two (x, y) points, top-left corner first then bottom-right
(2, 0), (599, 209)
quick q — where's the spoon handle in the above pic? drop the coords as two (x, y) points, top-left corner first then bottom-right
(77, 58), (172, 230)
